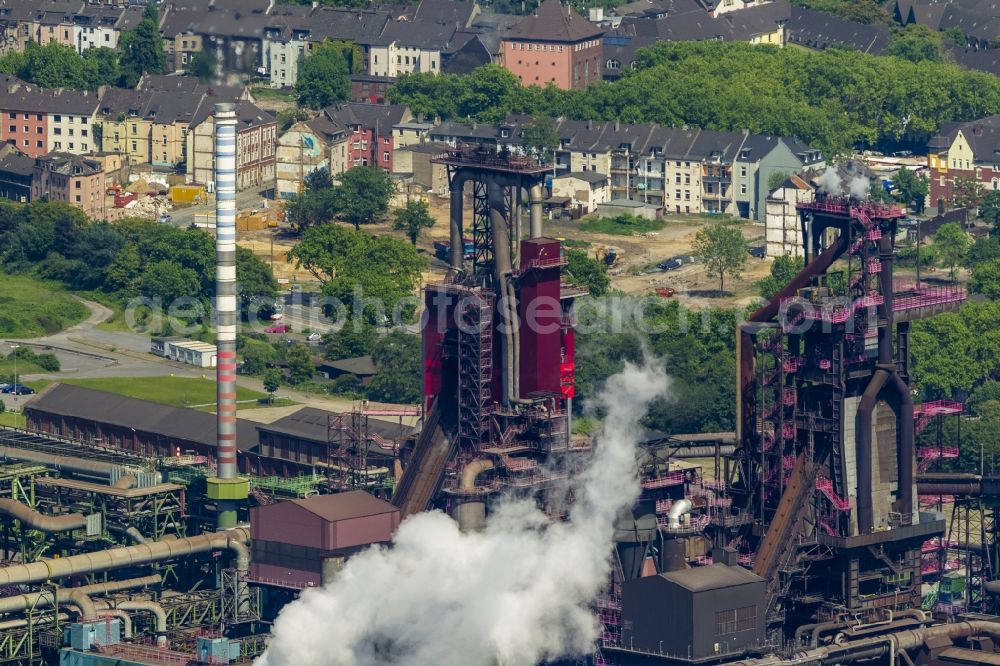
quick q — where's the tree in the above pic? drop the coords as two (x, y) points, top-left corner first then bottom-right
(953, 175), (985, 211)
(565, 249), (610, 296)
(692, 223), (747, 292)
(137, 261), (202, 304)
(119, 9), (166, 88)
(322, 321), (376, 360)
(970, 259), (1000, 300)
(933, 222), (971, 281)
(287, 223), (363, 282)
(768, 171), (789, 193)
(892, 169), (929, 212)
(979, 190), (1000, 229)
(520, 117), (558, 164)
(262, 368), (283, 402)
(241, 338), (277, 375)
(366, 331), (421, 404)
(295, 40), (353, 109)
(391, 200), (435, 245)
(188, 49), (215, 83)
(284, 343), (315, 384)
(236, 246), (279, 318)
(83, 47), (121, 88)
(333, 166), (396, 230)
(756, 254), (804, 301)
(887, 24), (944, 63)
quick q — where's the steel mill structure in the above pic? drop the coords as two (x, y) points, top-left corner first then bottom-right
(1, 124), (1000, 666)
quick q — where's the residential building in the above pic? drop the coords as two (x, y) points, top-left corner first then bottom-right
(186, 100), (276, 191)
(392, 142), (450, 194)
(0, 143), (33, 203)
(890, 0), (1000, 51)
(73, 4), (125, 54)
(0, 79), (101, 157)
(369, 19), (457, 78)
(733, 135), (824, 220)
(351, 74), (395, 104)
(764, 173), (813, 258)
(927, 114), (1000, 209)
(276, 115), (347, 199)
(32, 152), (107, 220)
(323, 103), (412, 172)
(501, 0), (604, 90)
(784, 5), (890, 54)
(394, 121), (435, 150)
(551, 171), (610, 213)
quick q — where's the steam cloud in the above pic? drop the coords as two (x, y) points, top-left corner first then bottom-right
(816, 166), (871, 200)
(256, 362), (669, 666)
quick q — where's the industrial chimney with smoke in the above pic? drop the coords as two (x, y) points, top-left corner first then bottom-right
(206, 102), (248, 529)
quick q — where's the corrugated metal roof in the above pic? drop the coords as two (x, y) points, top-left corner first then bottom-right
(659, 563), (763, 592)
(289, 490), (398, 522)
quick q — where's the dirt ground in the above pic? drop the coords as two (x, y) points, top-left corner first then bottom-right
(238, 196), (775, 310)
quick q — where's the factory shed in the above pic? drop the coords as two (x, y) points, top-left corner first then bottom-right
(250, 490), (400, 587)
(23, 383), (259, 471)
(620, 564), (765, 661)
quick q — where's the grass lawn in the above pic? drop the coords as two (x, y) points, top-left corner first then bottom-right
(250, 87), (296, 101)
(48, 376), (291, 411)
(0, 276), (89, 338)
(0, 411), (26, 428)
(578, 214), (667, 236)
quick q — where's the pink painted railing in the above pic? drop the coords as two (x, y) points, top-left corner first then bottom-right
(783, 356), (803, 373)
(916, 400), (964, 416)
(642, 471), (685, 489)
(782, 422), (796, 439)
(655, 499), (673, 514)
(917, 446), (960, 460)
(866, 260), (882, 274)
(816, 477), (853, 510)
(893, 286), (966, 312)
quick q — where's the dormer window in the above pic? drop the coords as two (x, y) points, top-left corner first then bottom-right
(499, 128), (510, 138)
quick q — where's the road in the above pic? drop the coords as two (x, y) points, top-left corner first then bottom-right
(167, 186), (275, 228)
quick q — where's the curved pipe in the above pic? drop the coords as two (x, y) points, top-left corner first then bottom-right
(0, 528), (249, 586)
(889, 371), (915, 519)
(793, 619), (847, 647)
(449, 176), (467, 271)
(125, 526), (148, 544)
(460, 459), (494, 490)
(0, 574), (161, 619)
(667, 498), (692, 529)
(113, 474), (138, 490)
(528, 183), (543, 238)
(114, 600), (167, 646)
(97, 607), (133, 639)
(0, 498), (87, 532)
(857, 367), (889, 533)
(0, 445), (118, 480)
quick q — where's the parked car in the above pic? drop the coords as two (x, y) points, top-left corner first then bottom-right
(0, 383), (11, 392)
(306, 332), (322, 342)
(265, 324), (291, 334)
(158, 214), (172, 224)
(748, 245), (766, 258)
(657, 258), (683, 272)
(3, 384), (34, 395)
(269, 311), (284, 321)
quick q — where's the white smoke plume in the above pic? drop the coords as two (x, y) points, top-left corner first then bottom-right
(816, 167), (842, 195)
(256, 362), (670, 666)
(847, 175), (871, 200)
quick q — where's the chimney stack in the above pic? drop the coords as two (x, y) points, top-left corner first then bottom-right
(206, 102), (248, 530)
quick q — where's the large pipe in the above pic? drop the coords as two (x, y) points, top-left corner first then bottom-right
(125, 526), (148, 544)
(917, 482), (981, 495)
(449, 179), (465, 270)
(857, 367), (890, 533)
(889, 372), (915, 519)
(213, 102), (243, 530)
(528, 183), (543, 238)
(488, 178), (520, 406)
(0, 445), (117, 479)
(0, 574), (161, 619)
(667, 498), (692, 529)
(113, 474), (137, 490)
(0, 528), (248, 586)
(454, 458), (495, 532)
(95, 606), (133, 639)
(113, 600), (167, 646)
(0, 498), (86, 532)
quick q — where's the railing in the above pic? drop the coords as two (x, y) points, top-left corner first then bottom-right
(917, 446), (960, 460)
(816, 477), (853, 510)
(915, 399), (964, 416)
(783, 356), (803, 373)
(641, 471), (685, 489)
(893, 285), (967, 312)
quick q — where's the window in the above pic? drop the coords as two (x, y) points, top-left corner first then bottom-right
(35, 114), (41, 121)
(715, 606), (756, 635)
(940, 176), (946, 187)
(7, 125), (13, 133)
(383, 151), (389, 162)
(82, 129), (88, 137)
(7, 113), (13, 119)
(54, 115), (61, 122)
(740, 184), (747, 195)
(740, 166), (747, 177)
(69, 128), (74, 136)
(54, 141), (61, 149)
(684, 190), (690, 200)
(75, 195), (81, 202)
(131, 141), (136, 152)
(684, 174), (690, 185)
(75, 180), (81, 189)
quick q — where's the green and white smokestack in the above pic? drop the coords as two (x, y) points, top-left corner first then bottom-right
(207, 102), (248, 529)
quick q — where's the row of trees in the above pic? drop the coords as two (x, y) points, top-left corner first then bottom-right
(389, 42), (1000, 155)
(0, 4), (165, 90)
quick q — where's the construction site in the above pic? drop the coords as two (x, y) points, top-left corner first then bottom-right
(0, 106), (999, 666)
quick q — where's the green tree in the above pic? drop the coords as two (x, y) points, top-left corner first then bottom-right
(933, 222), (971, 281)
(284, 343), (315, 384)
(262, 367), (283, 402)
(295, 40), (353, 109)
(887, 24), (944, 63)
(366, 331), (421, 404)
(953, 175), (985, 211)
(970, 259), (1000, 299)
(236, 246), (279, 318)
(892, 168), (929, 212)
(565, 249), (610, 296)
(756, 254), (804, 301)
(965, 235), (1000, 268)
(188, 49), (215, 83)
(692, 223), (747, 292)
(520, 117), (558, 164)
(287, 223), (363, 282)
(322, 321), (377, 360)
(768, 171), (789, 193)
(391, 200), (435, 245)
(83, 47), (121, 88)
(241, 338), (277, 375)
(979, 190), (1000, 229)
(119, 9), (166, 88)
(137, 261), (202, 304)
(334, 166), (396, 230)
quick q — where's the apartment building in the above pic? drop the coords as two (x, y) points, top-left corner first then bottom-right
(276, 115), (348, 199)
(32, 152), (106, 220)
(0, 78), (101, 158)
(927, 114), (1000, 210)
(186, 100), (276, 191)
(323, 103), (412, 172)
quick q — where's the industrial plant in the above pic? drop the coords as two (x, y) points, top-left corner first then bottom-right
(0, 109), (999, 666)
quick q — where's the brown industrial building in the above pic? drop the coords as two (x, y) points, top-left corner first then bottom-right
(250, 490), (399, 588)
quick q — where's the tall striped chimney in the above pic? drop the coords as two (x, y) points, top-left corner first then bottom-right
(206, 102), (247, 530)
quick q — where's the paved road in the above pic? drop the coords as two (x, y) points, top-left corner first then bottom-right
(167, 186), (275, 228)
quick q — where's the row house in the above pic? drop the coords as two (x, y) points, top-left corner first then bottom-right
(323, 102), (413, 172)
(186, 99), (277, 191)
(32, 151), (106, 221)
(0, 77), (101, 158)
(0, 2), (143, 55)
(427, 115), (823, 219)
(928, 114), (1000, 209)
(276, 114), (348, 200)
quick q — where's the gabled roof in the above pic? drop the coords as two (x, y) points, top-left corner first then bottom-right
(323, 102), (410, 132)
(785, 5), (890, 54)
(257, 406), (413, 444)
(504, 0), (603, 43)
(190, 98), (274, 130)
(24, 383), (260, 453)
(0, 143), (35, 177)
(370, 17), (458, 49)
(288, 490), (398, 522)
(34, 151), (102, 176)
(414, 0), (478, 27)
(928, 114), (1000, 163)
(0, 80), (101, 116)
(320, 355), (377, 376)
